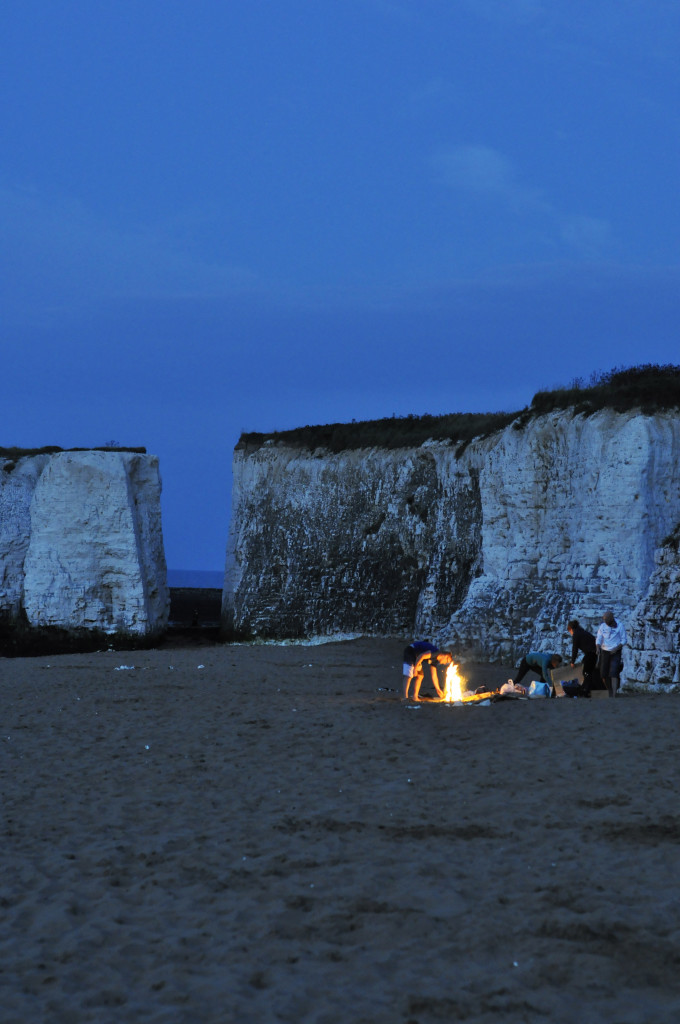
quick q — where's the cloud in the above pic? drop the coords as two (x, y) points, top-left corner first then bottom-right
(354, 0), (417, 22)
(433, 144), (514, 194)
(405, 78), (461, 115)
(464, 0), (680, 69)
(559, 215), (612, 259)
(461, 0), (545, 25)
(362, 0), (547, 25)
(432, 144), (613, 261)
(0, 184), (257, 327)
(432, 145), (547, 212)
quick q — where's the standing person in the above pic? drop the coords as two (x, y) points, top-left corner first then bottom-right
(402, 640), (453, 701)
(513, 651), (563, 693)
(567, 619), (600, 693)
(596, 610), (627, 698)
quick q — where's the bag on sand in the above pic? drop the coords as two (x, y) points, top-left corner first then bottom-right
(527, 681), (551, 699)
(562, 680), (591, 699)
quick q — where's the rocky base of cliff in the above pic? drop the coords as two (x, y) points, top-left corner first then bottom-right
(0, 622), (165, 659)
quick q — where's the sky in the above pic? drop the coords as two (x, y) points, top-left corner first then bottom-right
(2, 0), (679, 571)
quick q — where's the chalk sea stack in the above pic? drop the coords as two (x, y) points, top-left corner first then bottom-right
(1, 448), (168, 649)
(223, 366), (680, 689)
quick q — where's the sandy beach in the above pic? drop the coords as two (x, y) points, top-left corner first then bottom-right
(2, 638), (679, 1023)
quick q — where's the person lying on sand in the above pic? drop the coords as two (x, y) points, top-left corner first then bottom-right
(402, 641), (453, 701)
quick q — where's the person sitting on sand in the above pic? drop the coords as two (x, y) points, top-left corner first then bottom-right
(402, 641), (453, 701)
(513, 651), (563, 693)
(596, 610), (627, 698)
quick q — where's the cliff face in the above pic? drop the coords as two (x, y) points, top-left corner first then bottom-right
(223, 410), (680, 688)
(223, 443), (481, 638)
(1, 451), (168, 637)
(626, 526), (680, 688)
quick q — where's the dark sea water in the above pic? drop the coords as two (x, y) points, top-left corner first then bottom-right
(167, 569), (223, 589)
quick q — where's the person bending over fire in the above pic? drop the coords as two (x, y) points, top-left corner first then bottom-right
(402, 640), (453, 701)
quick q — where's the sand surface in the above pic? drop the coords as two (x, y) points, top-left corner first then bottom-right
(2, 638), (679, 1023)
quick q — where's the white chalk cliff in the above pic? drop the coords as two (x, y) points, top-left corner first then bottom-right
(223, 410), (680, 688)
(1, 450), (168, 636)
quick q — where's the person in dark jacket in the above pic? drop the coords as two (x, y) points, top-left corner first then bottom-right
(567, 619), (600, 693)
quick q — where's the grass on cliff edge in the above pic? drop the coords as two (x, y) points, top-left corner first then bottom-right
(238, 364), (680, 454)
(1, 445), (146, 462)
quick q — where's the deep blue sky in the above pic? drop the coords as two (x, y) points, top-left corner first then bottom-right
(3, 1), (679, 570)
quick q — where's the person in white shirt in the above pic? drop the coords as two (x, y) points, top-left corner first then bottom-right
(596, 610), (627, 698)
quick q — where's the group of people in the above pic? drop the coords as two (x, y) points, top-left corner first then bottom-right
(513, 609), (627, 698)
(402, 609), (627, 701)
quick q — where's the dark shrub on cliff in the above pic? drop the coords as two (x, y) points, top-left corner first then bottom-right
(237, 363), (680, 454)
(528, 364), (680, 418)
(238, 410), (518, 454)
(0, 446), (147, 459)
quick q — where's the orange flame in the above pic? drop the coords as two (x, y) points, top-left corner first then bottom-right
(442, 662), (464, 703)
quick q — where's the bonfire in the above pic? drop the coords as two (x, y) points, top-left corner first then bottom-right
(440, 662), (494, 704)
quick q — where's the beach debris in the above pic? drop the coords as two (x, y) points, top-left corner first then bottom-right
(144, 744), (150, 750)
(114, 665), (135, 671)
(500, 681), (526, 695)
(197, 664), (205, 669)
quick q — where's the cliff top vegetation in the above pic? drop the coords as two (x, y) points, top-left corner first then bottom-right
(1, 446), (147, 475)
(237, 364), (680, 455)
(527, 364), (680, 417)
(1, 446), (147, 459)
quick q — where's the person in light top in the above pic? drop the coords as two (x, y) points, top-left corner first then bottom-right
(596, 610), (627, 699)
